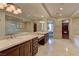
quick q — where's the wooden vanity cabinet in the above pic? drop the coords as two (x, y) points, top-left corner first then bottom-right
(38, 33), (48, 45)
(19, 43), (24, 56)
(0, 40), (32, 56)
(0, 37), (38, 56)
(45, 33), (48, 43)
(23, 40), (32, 56)
(6, 46), (20, 56)
(19, 40), (32, 56)
(32, 37), (38, 56)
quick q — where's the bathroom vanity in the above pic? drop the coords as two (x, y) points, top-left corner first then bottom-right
(0, 32), (48, 56)
(0, 35), (38, 56)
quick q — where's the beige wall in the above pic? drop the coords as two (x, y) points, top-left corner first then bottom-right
(71, 18), (79, 37)
(72, 18), (79, 35)
(0, 11), (5, 36)
(53, 18), (62, 39)
(24, 21), (33, 32)
(68, 18), (73, 39)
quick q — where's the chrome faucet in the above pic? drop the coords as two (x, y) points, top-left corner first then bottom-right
(7, 33), (16, 39)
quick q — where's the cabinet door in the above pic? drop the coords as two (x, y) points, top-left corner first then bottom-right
(24, 40), (32, 56)
(6, 46), (20, 56)
(19, 44), (25, 56)
(45, 34), (48, 43)
(0, 40), (32, 56)
(0, 46), (20, 56)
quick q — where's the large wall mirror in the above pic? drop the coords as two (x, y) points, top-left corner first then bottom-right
(5, 15), (25, 35)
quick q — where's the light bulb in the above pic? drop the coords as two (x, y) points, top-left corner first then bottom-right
(3, 3), (8, 7)
(9, 5), (16, 11)
(0, 3), (5, 9)
(6, 7), (13, 12)
(66, 47), (68, 52)
(16, 8), (22, 13)
(13, 10), (19, 14)
(41, 15), (44, 18)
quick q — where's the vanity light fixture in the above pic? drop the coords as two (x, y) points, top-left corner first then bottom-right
(6, 6), (13, 12)
(0, 3), (22, 15)
(0, 3), (7, 9)
(9, 4), (16, 11)
(60, 7), (63, 10)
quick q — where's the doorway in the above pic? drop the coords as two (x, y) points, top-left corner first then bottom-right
(33, 23), (37, 32)
(48, 20), (54, 38)
(62, 20), (69, 39)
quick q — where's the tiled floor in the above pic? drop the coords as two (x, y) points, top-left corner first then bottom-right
(36, 38), (79, 56)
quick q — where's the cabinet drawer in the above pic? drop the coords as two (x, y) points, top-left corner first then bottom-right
(32, 37), (38, 56)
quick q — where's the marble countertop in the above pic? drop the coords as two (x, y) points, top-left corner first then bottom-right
(22, 31), (48, 34)
(19, 32), (48, 35)
(0, 34), (37, 52)
(21, 32), (45, 38)
(0, 32), (48, 52)
(16, 32), (48, 37)
(34, 32), (48, 35)
(31, 34), (44, 38)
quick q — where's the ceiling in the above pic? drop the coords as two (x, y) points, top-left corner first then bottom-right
(13, 3), (79, 21)
(14, 3), (49, 21)
(44, 3), (79, 18)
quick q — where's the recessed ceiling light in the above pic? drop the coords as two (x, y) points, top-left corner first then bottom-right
(66, 47), (68, 52)
(60, 8), (63, 10)
(41, 15), (44, 18)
